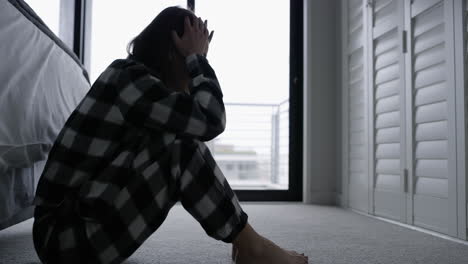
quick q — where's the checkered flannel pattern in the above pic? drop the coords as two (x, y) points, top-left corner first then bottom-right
(32, 54), (248, 264)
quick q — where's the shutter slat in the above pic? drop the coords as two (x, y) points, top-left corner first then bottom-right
(376, 94), (400, 114)
(375, 111), (400, 128)
(415, 159), (448, 179)
(374, 0), (394, 13)
(349, 3), (363, 21)
(349, 68), (364, 85)
(375, 47), (399, 69)
(349, 48), (364, 67)
(349, 15), (363, 34)
(414, 177), (448, 198)
(376, 159), (400, 174)
(415, 140), (447, 159)
(414, 44), (445, 72)
(415, 101), (447, 123)
(374, 29), (399, 55)
(376, 143), (400, 159)
(376, 127), (400, 144)
(415, 121), (448, 141)
(414, 63), (446, 89)
(411, 0), (442, 18)
(350, 66), (364, 84)
(373, 19), (398, 39)
(349, 0), (362, 10)
(375, 0), (396, 26)
(375, 63), (399, 85)
(349, 30), (364, 53)
(413, 24), (444, 54)
(375, 79), (399, 99)
(375, 173), (400, 189)
(414, 82), (446, 105)
(350, 62), (363, 74)
(413, 2), (443, 37)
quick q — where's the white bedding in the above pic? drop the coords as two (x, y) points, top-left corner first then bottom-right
(0, 0), (90, 226)
(0, 0), (89, 172)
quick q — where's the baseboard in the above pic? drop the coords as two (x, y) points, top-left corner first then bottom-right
(348, 208), (468, 245)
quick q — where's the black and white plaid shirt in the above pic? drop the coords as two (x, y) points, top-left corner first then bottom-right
(33, 53), (228, 261)
(34, 53), (225, 205)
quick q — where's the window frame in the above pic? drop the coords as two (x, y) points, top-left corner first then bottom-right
(58, 0), (91, 70)
(73, 0), (303, 202)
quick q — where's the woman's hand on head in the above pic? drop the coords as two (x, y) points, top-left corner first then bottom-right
(172, 16), (214, 58)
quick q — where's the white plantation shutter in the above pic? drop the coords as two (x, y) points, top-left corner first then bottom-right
(346, 0), (368, 212)
(341, 0), (466, 238)
(409, 0), (457, 235)
(371, 0), (405, 221)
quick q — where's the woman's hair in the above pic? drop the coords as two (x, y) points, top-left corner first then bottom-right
(127, 6), (195, 79)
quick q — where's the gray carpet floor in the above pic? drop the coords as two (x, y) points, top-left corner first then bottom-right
(1, 203), (468, 264)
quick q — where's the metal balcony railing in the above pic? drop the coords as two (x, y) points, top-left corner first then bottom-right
(206, 100), (289, 190)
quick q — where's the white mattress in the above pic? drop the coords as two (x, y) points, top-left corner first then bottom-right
(0, 0), (90, 225)
(0, 0), (89, 172)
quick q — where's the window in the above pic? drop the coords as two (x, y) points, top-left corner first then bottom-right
(195, 0), (289, 104)
(24, 0), (61, 36)
(196, 0), (290, 190)
(82, 0), (302, 201)
(89, 0), (186, 82)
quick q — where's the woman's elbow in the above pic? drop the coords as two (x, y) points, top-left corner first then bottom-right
(200, 121), (225, 141)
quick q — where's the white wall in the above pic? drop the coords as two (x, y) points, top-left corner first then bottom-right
(303, 0), (342, 205)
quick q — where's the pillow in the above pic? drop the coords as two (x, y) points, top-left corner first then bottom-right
(0, 0), (90, 171)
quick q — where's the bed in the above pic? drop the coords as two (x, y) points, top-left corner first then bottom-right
(0, 0), (90, 229)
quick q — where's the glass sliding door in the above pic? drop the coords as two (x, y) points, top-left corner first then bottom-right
(208, 102), (289, 190)
(195, 0), (291, 191)
(84, 0), (302, 200)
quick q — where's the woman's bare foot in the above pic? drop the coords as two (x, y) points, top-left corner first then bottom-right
(232, 223), (308, 264)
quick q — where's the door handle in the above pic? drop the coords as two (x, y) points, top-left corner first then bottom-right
(403, 169), (408, 193)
